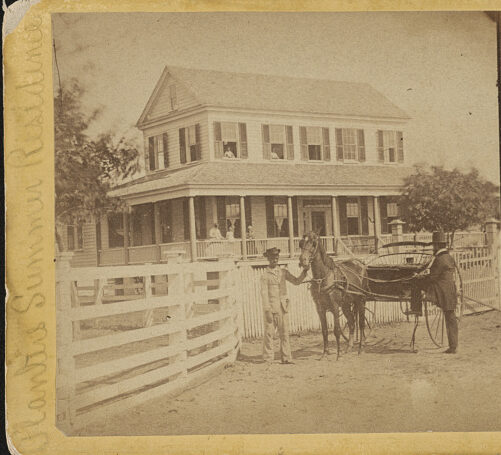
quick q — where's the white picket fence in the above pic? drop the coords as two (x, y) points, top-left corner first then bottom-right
(56, 258), (241, 434)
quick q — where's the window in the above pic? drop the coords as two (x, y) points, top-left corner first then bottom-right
(377, 130), (404, 163)
(262, 124), (294, 160)
(346, 199), (360, 235)
(387, 202), (398, 218)
(108, 213), (124, 248)
(131, 204), (155, 246)
(169, 85), (177, 110)
(299, 126), (331, 161)
(66, 225), (83, 251)
(179, 124), (201, 164)
(265, 197), (298, 237)
(335, 128), (366, 162)
(216, 196), (252, 239)
(146, 133), (169, 171)
(159, 201), (173, 243)
(214, 122), (248, 159)
(225, 196), (240, 235)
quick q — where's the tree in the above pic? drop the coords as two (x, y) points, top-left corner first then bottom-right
(399, 165), (500, 245)
(55, 80), (140, 249)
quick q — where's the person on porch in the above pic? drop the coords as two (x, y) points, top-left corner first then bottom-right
(209, 223), (223, 240)
(260, 247), (308, 364)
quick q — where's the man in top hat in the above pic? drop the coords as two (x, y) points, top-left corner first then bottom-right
(260, 247), (308, 364)
(417, 231), (459, 353)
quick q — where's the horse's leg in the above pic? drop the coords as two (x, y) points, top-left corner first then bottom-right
(318, 307), (330, 360)
(330, 296), (342, 361)
(358, 298), (366, 355)
(341, 298), (355, 353)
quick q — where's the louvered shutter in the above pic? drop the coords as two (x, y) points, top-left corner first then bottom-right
(195, 124), (202, 161)
(292, 197), (299, 237)
(361, 197), (369, 235)
(286, 125), (294, 160)
(380, 196), (388, 234)
(322, 127), (331, 161)
(357, 129), (366, 162)
(214, 122), (223, 159)
(338, 197), (348, 236)
(148, 137), (156, 170)
(216, 196), (227, 237)
(183, 199), (190, 240)
(299, 127), (308, 161)
(262, 124), (271, 159)
(239, 123), (248, 159)
(179, 128), (187, 164)
(245, 197), (252, 229)
(335, 128), (344, 161)
(377, 130), (385, 162)
(162, 133), (169, 168)
(265, 197), (275, 237)
(397, 131), (404, 162)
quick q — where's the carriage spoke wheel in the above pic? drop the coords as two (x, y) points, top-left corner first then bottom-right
(424, 263), (464, 348)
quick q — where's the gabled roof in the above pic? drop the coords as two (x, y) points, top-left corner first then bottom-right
(111, 162), (414, 199)
(137, 65), (410, 126)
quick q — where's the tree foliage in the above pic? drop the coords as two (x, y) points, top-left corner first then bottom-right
(55, 80), (140, 225)
(399, 165), (500, 239)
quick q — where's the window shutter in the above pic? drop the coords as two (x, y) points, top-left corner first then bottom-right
(195, 124), (202, 161)
(377, 130), (385, 162)
(380, 196), (388, 234)
(262, 124), (271, 159)
(213, 122), (222, 159)
(361, 197), (369, 235)
(162, 133), (169, 168)
(265, 197), (275, 237)
(216, 196), (227, 237)
(286, 125), (294, 160)
(239, 123), (248, 159)
(397, 131), (404, 162)
(292, 197), (299, 237)
(183, 199), (190, 240)
(179, 128), (187, 164)
(299, 126), (308, 161)
(245, 197), (252, 229)
(357, 129), (366, 162)
(322, 127), (331, 161)
(196, 197), (206, 239)
(148, 137), (156, 170)
(338, 197), (348, 236)
(335, 128), (344, 161)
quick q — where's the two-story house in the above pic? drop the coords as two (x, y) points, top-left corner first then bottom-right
(67, 66), (414, 266)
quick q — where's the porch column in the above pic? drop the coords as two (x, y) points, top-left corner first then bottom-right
(373, 196), (382, 252)
(331, 196), (340, 255)
(154, 202), (162, 262)
(123, 211), (129, 265)
(188, 196), (197, 262)
(240, 196), (247, 260)
(287, 196), (295, 258)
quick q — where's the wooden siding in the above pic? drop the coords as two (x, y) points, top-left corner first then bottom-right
(142, 112), (209, 172)
(71, 223), (98, 268)
(147, 73), (200, 120)
(207, 110), (406, 166)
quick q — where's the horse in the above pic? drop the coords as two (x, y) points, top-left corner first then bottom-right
(298, 232), (369, 360)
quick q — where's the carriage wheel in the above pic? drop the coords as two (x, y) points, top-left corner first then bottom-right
(424, 264), (464, 348)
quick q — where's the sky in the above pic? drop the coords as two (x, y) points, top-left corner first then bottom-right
(52, 12), (500, 184)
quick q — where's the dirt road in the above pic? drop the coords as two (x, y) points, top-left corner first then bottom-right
(80, 311), (501, 435)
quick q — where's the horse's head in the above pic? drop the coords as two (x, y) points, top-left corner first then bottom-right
(298, 231), (320, 269)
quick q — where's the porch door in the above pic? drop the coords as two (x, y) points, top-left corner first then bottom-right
(311, 211), (326, 236)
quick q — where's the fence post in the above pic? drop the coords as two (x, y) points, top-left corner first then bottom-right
(56, 252), (76, 434)
(389, 219), (405, 252)
(484, 218), (500, 307)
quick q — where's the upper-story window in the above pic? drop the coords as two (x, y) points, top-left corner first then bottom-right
(262, 124), (294, 160)
(66, 224), (83, 251)
(335, 128), (366, 162)
(179, 124), (201, 164)
(299, 126), (331, 161)
(377, 130), (404, 163)
(169, 85), (177, 110)
(147, 133), (169, 171)
(214, 122), (248, 159)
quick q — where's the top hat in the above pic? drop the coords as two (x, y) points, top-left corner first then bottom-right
(264, 247), (280, 258)
(432, 231), (447, 244)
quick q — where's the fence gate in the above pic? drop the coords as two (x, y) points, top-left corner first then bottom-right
(56, 258), (241, 434)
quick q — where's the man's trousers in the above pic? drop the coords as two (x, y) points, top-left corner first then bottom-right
(262, 310), (291, 362)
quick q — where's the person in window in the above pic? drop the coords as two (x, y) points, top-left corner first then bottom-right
(260, 247), (308, 364)
(224, 147), (235, 159)
(226, 225), (235, 240)
(271, 146), (280, 160)
(209, 223), (223, 240)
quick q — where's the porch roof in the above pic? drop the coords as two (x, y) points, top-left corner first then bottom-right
(110, 162), (415, 199)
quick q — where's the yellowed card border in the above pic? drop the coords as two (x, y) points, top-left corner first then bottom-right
(4, 1), (501, 454)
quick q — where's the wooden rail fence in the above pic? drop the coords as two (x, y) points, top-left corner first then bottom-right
(56, 258), (241, 434)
